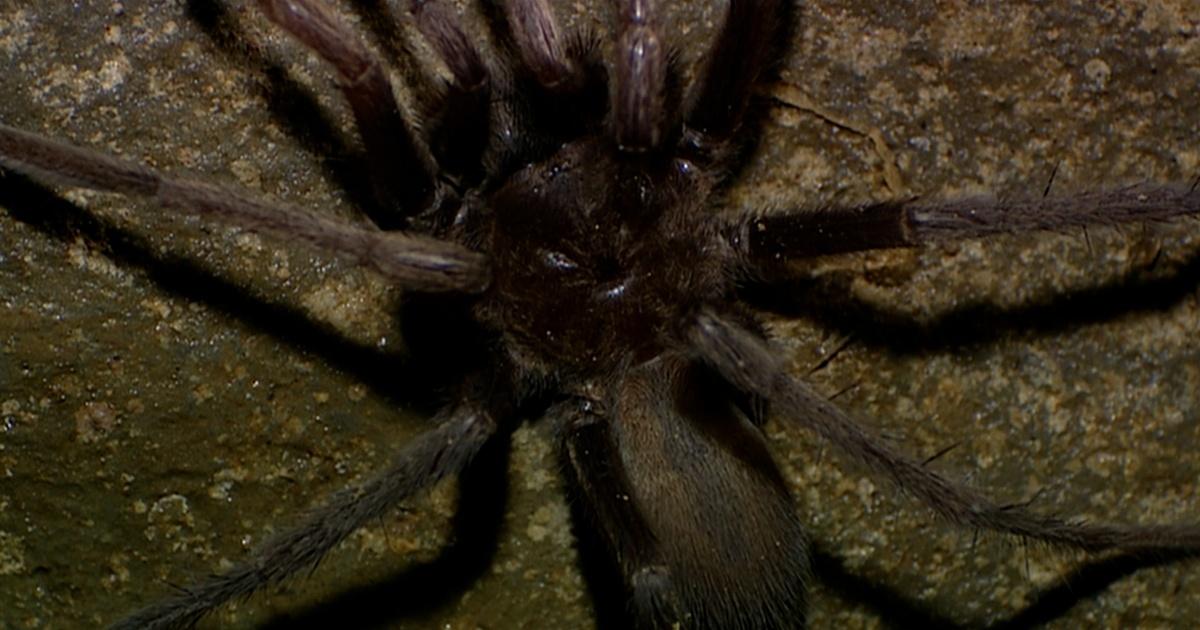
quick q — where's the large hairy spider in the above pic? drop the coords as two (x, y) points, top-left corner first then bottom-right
(1, 0), (1199, 628)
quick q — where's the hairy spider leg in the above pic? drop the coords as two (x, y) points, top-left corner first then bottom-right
(112, 402), (499, 629)
(0, 123), (487, 293)
(611, 0), (668, 152)
(556, 399), (684, 626)
(408, 0), (492, 183)
(682, 0), (786, 168)
(260, 0), (439, 219)
(502, 0), (581, 91)
(736, 181), (1200, 261)
(689, 310), (1200, 553)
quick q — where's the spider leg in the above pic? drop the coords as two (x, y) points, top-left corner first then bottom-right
(557, 358), (810, 629)
(557, 400), (687, 628)
(408, 0), (491, 183)
(501, 0), (580, 91)
(681, 0), (784, 165)
(258, 0), (437, 218)
(611, 0), (667, 153)
(110, 401), (498, 630)
(477, 0), (609, 166)
(0, 123), (489, 293)
(689, 309), (1200, 553)
(733, 183), (1200, 263)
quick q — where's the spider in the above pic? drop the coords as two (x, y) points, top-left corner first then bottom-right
(0, 0), (1195, 624)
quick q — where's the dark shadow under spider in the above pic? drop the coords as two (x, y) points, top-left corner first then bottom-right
(2, 1), (1200, 628)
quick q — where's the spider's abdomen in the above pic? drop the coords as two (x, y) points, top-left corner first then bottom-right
(479, 139), (731, 375)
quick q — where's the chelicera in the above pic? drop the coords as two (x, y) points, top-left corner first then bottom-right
(0, 0), (1198, 628)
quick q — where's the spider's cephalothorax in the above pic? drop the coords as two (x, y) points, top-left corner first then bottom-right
(483, 138), (732, 373)
(2, 0), (1200, 628)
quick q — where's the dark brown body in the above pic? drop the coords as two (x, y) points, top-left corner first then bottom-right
(480, 126), (810, 629)
(476, 128), (814, 626)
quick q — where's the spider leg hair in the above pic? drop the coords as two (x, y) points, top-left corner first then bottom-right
(0, 123), (489, 293)
(682, 0), (784, 163)
(611, 0), (667, 153)
(407, 0), (492, 182)
(688, 309), (1200, 553)
(258, 0), (437, 217)
(501, 0), (580, 91)
(110, 402), (498, 630)
(555, 357), (810, 629)
(736, 183), (1200, 261)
